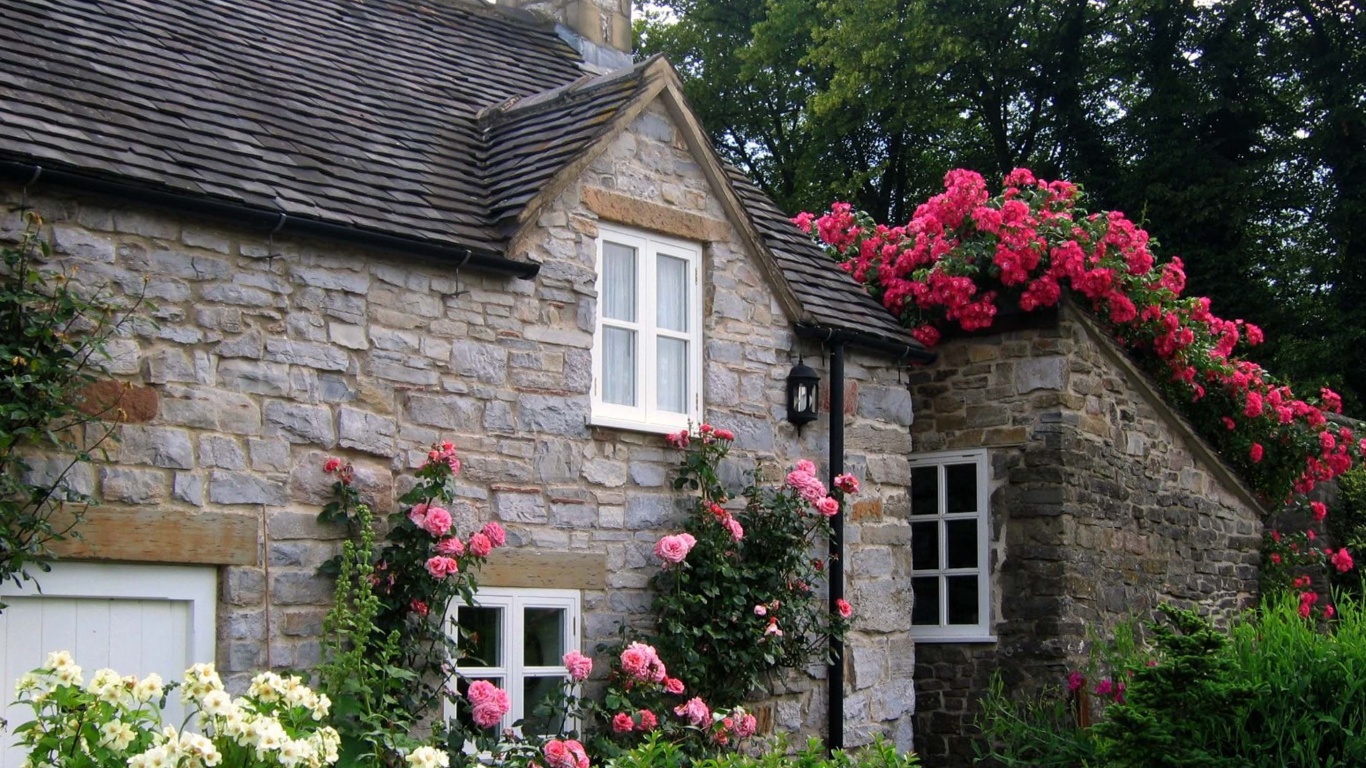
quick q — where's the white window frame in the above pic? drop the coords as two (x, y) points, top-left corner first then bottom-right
(447, 588), (581, 734)
(590, 224), (703, 434)
(908, 449), (994, 642)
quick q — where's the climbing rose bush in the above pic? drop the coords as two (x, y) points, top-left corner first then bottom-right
(798, 169), (1360, 617)
(644, 423), (856, 709)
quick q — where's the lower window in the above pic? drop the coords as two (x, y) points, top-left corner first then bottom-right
(909, 449), (993, 641)
(449, 588), (581, 734)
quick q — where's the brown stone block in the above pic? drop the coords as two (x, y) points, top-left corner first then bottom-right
(851, 498), (883, 521)
(967, 344), (999, 363)
(77, 379), (158, 423)
(946, 430), (985, 450)
(983, 426), (1028, 445)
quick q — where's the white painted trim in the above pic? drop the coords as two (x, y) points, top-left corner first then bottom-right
(591, 223), (703, 433)
(908, 449), (993, 642)
(0, 562), (218, 667)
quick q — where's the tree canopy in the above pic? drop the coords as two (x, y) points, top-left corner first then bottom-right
(636, 0), (1366, 410)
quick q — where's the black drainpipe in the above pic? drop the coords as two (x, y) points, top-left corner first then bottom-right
(827, 339), (847, 752)
(794, 324), (934, 752)
(0, 161), (541, 279)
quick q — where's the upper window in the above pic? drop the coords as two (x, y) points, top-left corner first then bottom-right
(449, 588), (581, 735)
(909, 449), (993, 641)
(591, 224), (702, 433)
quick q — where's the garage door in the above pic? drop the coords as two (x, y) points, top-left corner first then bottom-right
(0, 563), (217, 768)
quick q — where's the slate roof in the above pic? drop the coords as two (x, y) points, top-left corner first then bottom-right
(0, 0), (922, 352)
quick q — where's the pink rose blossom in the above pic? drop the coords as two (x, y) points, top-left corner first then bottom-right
(1332, 548), (1355, 573)
(786, 470), (827, 505)
(612, 713), (634, 733)
(323, 457), (343, 473)
(437, 537), (465, 556)
(835, 598), (853, 619)
(722, 516), (744, 542)
(666, 430), (690, 449)
(620, 642), (666, 682)
(563, 650), (593, 682)
(1067, 671), (1084, 692)
(469, 532), (493, 557)
(421, 506), (453, 536)
(653, 533), (697, 565)
(733, 712), (758, 739)
(425, 556), (459, 579)
(764, 619), (783, 637)
(816, 496), (840, 517)
(1311, 501), (1328, 522)
(408, 502), (430, 528)
(1249, 443), (1264, 463)
(637, 710), (658, 731)
(543, 740), (588, 768)
(674, 697), (711, 727)
(1094, 678), (1114, 696)
(753, 605), (767, 617)
(664, 677), (685, 695)
(467, 680), (510, 728)
(794, 459), (817, 475)
(834, 474), (860, 494)
(482, 521), (507, 548)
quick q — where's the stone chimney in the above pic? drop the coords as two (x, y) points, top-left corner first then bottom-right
(501, 0), (633, 71)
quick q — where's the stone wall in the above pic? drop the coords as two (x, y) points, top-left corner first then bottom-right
(907, 304), (1262, 766)
(0, 101), (919, 746)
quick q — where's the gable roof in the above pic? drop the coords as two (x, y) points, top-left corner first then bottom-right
(0, 0), (927, 355)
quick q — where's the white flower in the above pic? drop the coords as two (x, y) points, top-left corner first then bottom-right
(88, 668), (131, 704)
(312, 693), (332, 720)
(183, 662), (224, 700)
(199, 689), (235, 718)
(132, 673), (164, 703)
(406, 746), (451, 768)
(98, 720), (137, 751)
(178, 731), (221, 767)
(44, 650), (75, 672)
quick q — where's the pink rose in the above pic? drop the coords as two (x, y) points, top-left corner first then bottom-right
(754, 604), (767, 617)
(733, 711), (757, 738)
(421, 506), (453, 536)
(1067, 671), (1084, 692)
(722, 516), (744, 542)
(673, 697), (710, 727)
(637, 709), (658, 731)
(786, 470), (827, 504)
(620, 646), (651, 681)
(612, 713), (634, 733)
(816, 496), (840, 517)
(482, 521), (507, 548)
(666, 430), (690, 449)
(794, 459), (817, 475)
(469, 533), (493, 557)
(653, 533), (697, 565)
(323, 457), (343, 473)
(834, 473), (860, 494)
(437, 537), (465, 556)
(543, 740), (588, 768)
(714, 428), (735, 441)
(562, 650), (593, 682)
(1249, 443), (1264, 463)
(835, 598), (853, 619)
(425, 556), (459, 579)
(408, 502), (430, 528)
(1311, 501), (1328, 522)
(467, 680), (510, 728)
(664, 677), (685, 695)
(1332, 548), (1354, 573)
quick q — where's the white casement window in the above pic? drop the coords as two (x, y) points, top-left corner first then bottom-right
(591, 224), (703, 433)
(909, 449), (993, 642)
(449, 588), (581, 735)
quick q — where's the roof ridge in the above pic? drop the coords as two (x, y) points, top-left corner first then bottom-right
(476, 54), (661, 132)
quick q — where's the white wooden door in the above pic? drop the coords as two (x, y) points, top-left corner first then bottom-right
(0, 563), (217, 768)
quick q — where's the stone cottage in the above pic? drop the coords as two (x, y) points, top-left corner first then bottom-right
(0, 2), (1268, 766)
(0, 0), (930, 762)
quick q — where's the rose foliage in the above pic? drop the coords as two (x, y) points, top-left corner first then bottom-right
(798, 169), (1361, 616)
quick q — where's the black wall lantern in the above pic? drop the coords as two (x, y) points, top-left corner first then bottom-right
(786, 360), (820, 432)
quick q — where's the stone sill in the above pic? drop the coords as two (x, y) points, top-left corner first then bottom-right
(911, 634), (998, 645)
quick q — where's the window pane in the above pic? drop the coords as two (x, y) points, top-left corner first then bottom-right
(911, 577), (940, 626)
(946, 463), (978, 513)
(947, 575), (980, 625)
(602, 242), (636, 322)
(657, 337), (688, 413)
(911, 521), (940, 572)
(946, 519), (978, 569)
(656, 254), (688, 332)
(522, 675), (568, 736)
(911, 466), (939, 515)
(523, 608), (565, 666)
(458, 606), (502, 667)
(603, 327), (636, 406)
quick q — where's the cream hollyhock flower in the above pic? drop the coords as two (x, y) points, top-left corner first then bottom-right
(132, 673), (164, 703)
(406, 746), (451, 768)
(98, 720), (137, 751)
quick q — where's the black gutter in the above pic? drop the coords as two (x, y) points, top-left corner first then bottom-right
(795, 323), (938, 365)
(827, 339), (847, 752)
(0, 161), (541, 280)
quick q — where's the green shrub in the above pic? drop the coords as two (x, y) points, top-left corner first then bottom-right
(978, 597), (1366, 767)
(608, 734), (919, 768)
